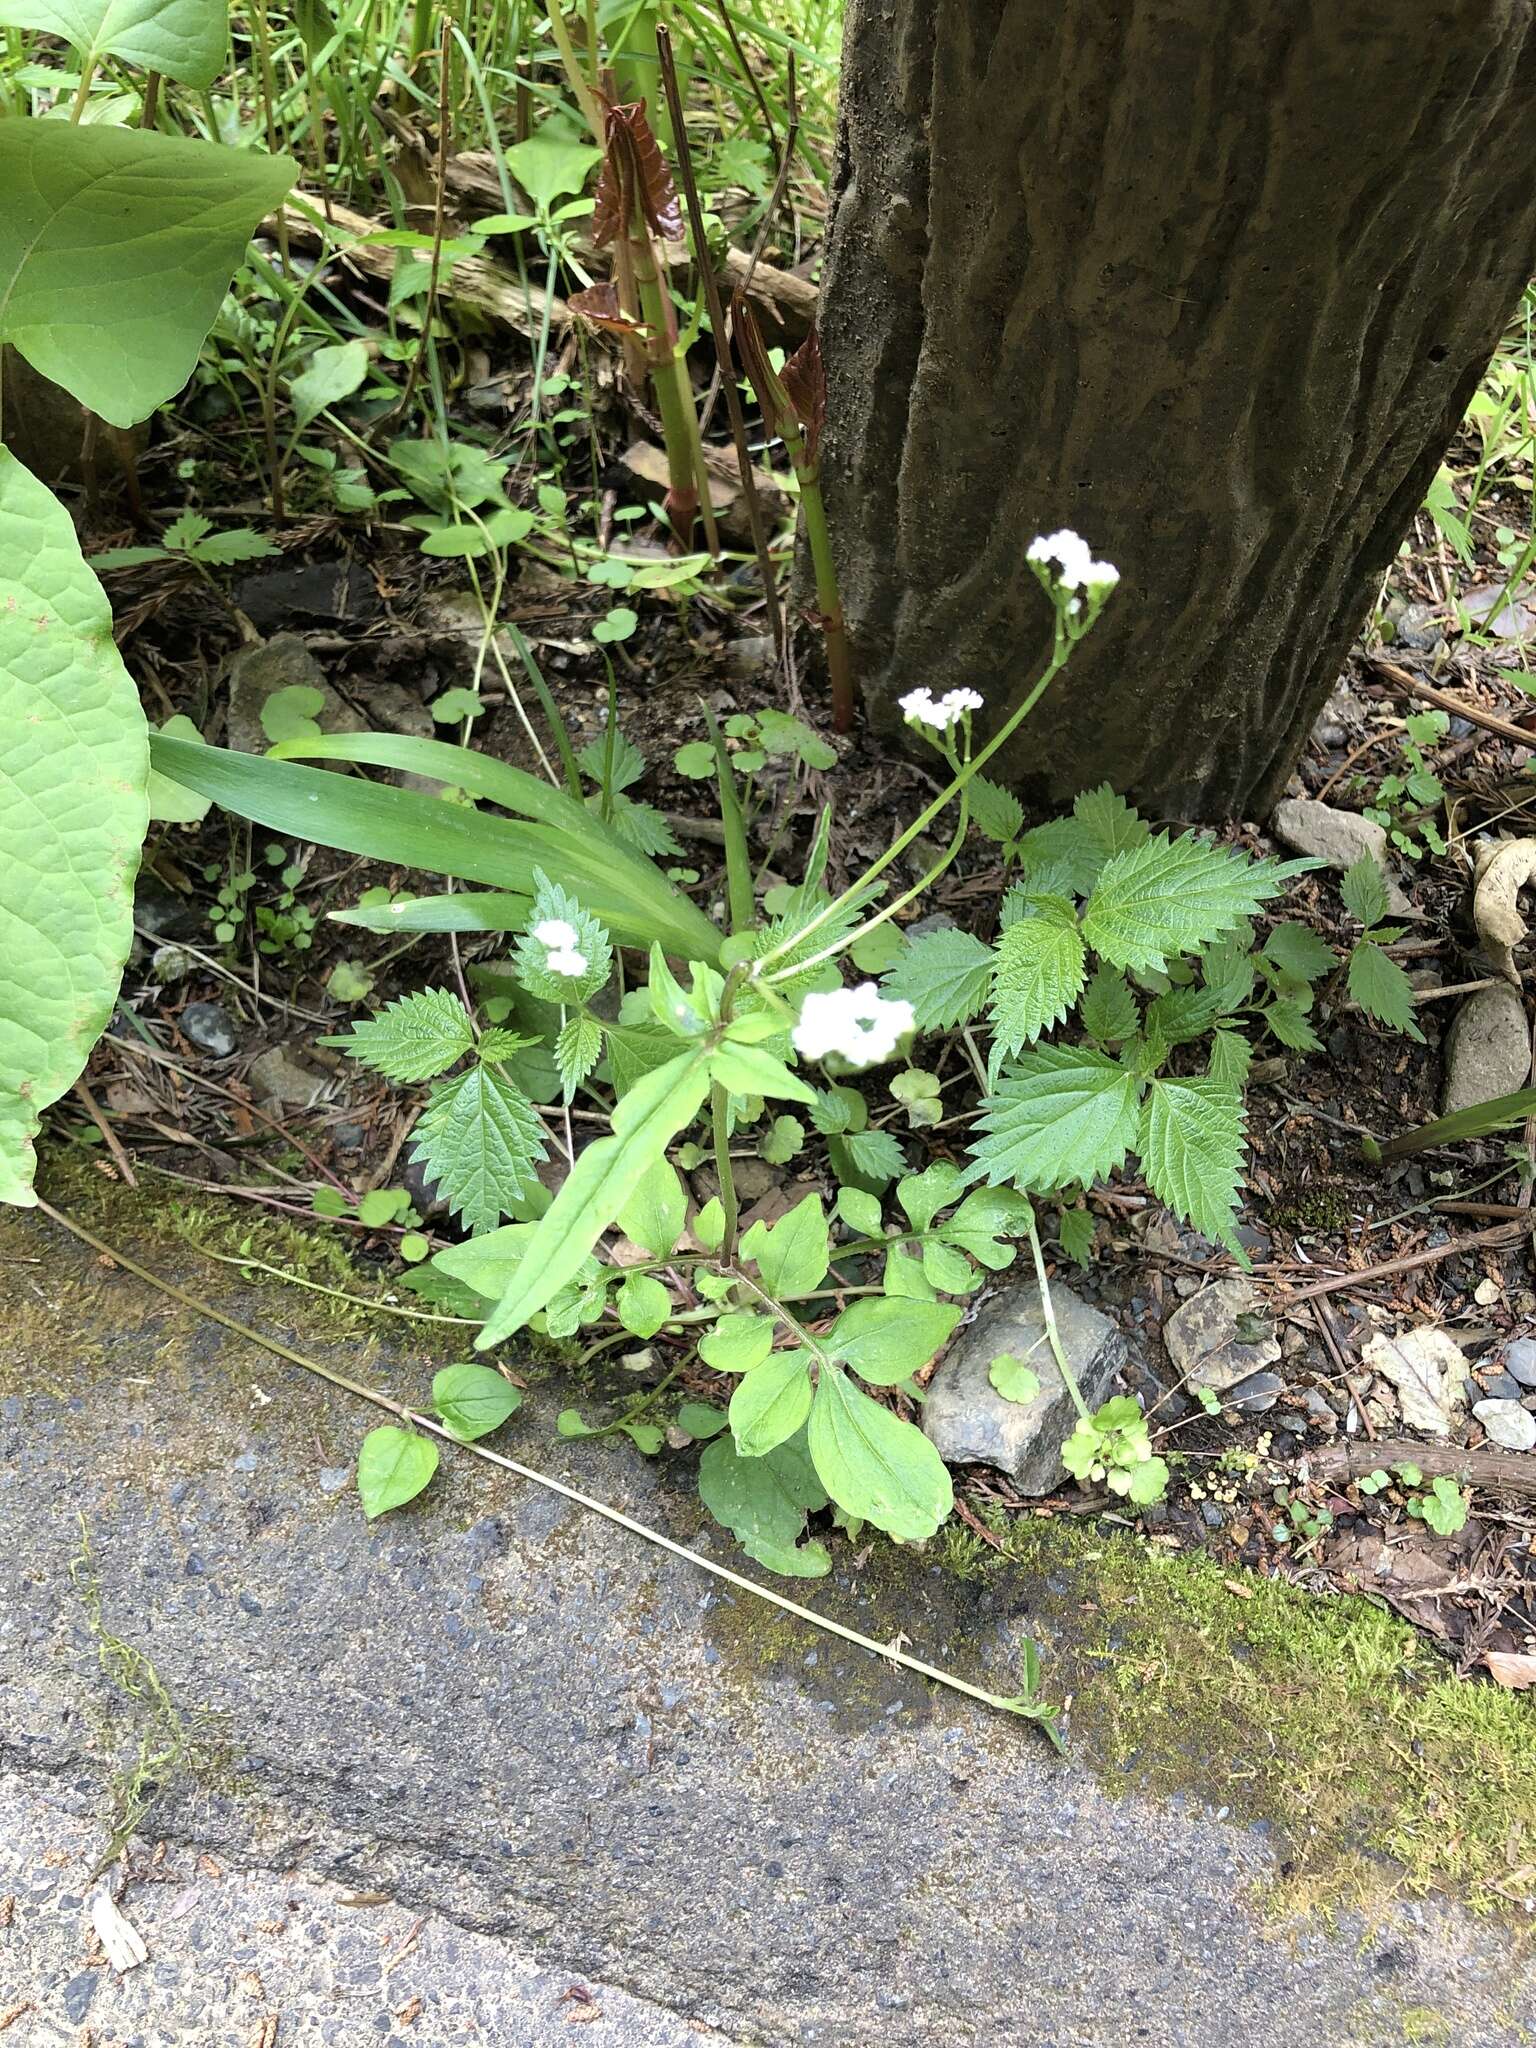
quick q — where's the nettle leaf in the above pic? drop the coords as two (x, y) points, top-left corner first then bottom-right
(1263, 922), (1336, 983)
(728, 1349), (814, 1457)
(433, 1362), (521, 1442)
(1017, 815), (1099, 897)
(0, 124), (295, 428)
(826, 1297), (961, 1386)
(1073, 783), (1149, 864)
(1207, 1029), (1253, 1089)
(1348, 940), (1424, 1041)
(830, 1127), (907, 1192)
(1082, 832), (1291, 974)
(0, 0), (230, 88)
(698, 1430), (830, 1578)
(807, 1368), (953, 1543)
(1264, 997), (1321, 1052)
(615, 1155), (687, 1259)
(556, 1009), (603, 1101)
(1340, 851), (1390, 930)
(881, 927), (995, 1032)
(740, 1192), (829, 1298)
(326, 987), (474, 1082)
(512, 871), (612, 1005)
(0, 448), (148, 1205)
(1139, 1077), (1246, 1253)
(969, 1046), (1142, 1193)
(411, 1065), (548, 1234)
(1144, 983), (1224, 1046)
(1056, 1207), (1096, 1267)
(356, 1426), (438, 1519)
(990, 899), (1087, 1054)
(968, 774), (1024, 846)
(1078, 964), (1139, 1044)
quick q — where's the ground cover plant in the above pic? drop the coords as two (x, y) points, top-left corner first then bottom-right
(3, 0), (1536, 1807)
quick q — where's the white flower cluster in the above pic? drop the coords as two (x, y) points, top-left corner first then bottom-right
(1026, 528), (1119, 594)
(791, 982), (915, 1068)
(898, 685), (985, 729)
(533, 916), (587, 978)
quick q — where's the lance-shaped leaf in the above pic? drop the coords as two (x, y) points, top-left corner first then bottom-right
(0, 0), (230, 88)
(590, 99), (682, 247)
(0, 123), (296, 429)
(1, 448), (148, 1205)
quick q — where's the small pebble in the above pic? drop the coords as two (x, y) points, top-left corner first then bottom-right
(180, 1001), (239, 1058)
(1479, 1372), (1525, 1403)
(1474, 1398), (1536, 1452)
(1505, 1338), (1536, 1390)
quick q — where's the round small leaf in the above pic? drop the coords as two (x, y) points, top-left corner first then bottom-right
(433, 1362), (521, 1441)
(356, 1426), (439, 1519)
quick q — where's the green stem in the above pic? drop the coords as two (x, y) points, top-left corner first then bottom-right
(706, 707), (754, 932)
(1021, 1201), (1090, 1422)
(68, 57), (96, 121)
(782, 424), (852, 732)
(711, 1080), (739, 1262)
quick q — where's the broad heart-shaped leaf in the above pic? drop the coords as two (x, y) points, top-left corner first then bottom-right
(432, 1363), (521, 1442)
(356, 1426), (439, 1519)
(0, 124), (296, 429)
(0, 0), (229, 85)
(806, 1368), (953, 1543)
(1082, 831), (1292, 975)
(0, 449), (148, 1206)
(740, 1191), (829, 1299)
(1138, 1076), (1246, 1255)
(826, 1297), (962, 1386)
(411, 1064), (548, 1234)
(475, 1049), (710, 1346)
(697, 1430), (830, 1578)
(968, 1046), (1142, 1194)
(728, 1348), (814, 1457)
(990, 900), (1087, 1056)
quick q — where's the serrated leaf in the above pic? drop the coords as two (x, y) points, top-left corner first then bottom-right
(1144, 983), (1224, 1046)
(0, 0), (229, 88)
(0, 124), (295, 428)
(1139, 1076), (1246, 1253)
(968, 774), (1024, 845)
(990, 901), (1086, 1055)
(1348, 939), (1424, 1040)
(969, 1046), (1143, 1193)
(615, 1154), (686, 1258)
(1083, 832), (1289, 974)
(1263, 922), (1336, 983)
(356, 1426), (438, 1519)
(410, 1065), (547, 1233)
(1017, 815), (1099, 896)
(1206, 1029), (1253, 1088)
(1339, 851), (1390, 930)
(432, 1363), (521, 1441)
(1264, 998), (1321, 1052)
(1073, 783), (1149, 861)
(605, 792), (681, 858)
(830, 1127), (906, 1190)
(729, 1348), (814, 1456)
(327, 988), (474, 1082)
(513, 871), (612, 1005)
(697, 1430), (830, 1577)
(1056, 1208), (1096, 1267)
(881, 927), (995, 1032)
(0, 447), (148, 1205)
(740, 1192), (829, 1297)
(807, 1368), (953, 1542)
(1078, 964), (1140, 1043)
(477, 1049), (710, 1344)
(187, 526), (278, 566)
(759, 1113), (805, 1164)
(826, 1297), (961, 1385)
(556, 1009), (604, 1100)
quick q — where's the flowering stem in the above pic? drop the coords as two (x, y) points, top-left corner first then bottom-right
(754, 616), (1077, 980)
(1021, 1200), (1091, 1423)
(710, 1081), (740, 1263)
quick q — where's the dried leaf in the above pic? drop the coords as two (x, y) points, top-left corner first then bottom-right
(89, 1885), (148, 1972)
(779, 325), (826, 459)
(568, 281), (642, 335)
(590, 100), (681, 247)
(1472, 837), (1536, 984)
(730, 291), (789, 442)
(1486, 1651), (1536, 1689)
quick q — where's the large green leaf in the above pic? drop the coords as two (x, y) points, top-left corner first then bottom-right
(0, 0), (229, 86)
(1138, 1076), (1246, 1254)
(697, 1430), (830, 1578)
(806, 1367), (953, 1543)
(968, 1045), (1142, 1193)
(0, 449), (148, 1206)
(990, 899), (1087, 1055)
(0, 124), (295, 429)
(475, 1049), (710, 1346)
(1082, 831), (1295, 975)
(728, 1348), (814, 1457)
(149, 736), (718, 960)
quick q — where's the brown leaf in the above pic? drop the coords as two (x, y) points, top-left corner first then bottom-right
(568, 282), (642, 335)
(1486, 1650), (1536, 1689)
(779, 325), (826, 459)
(730, 292), (788, 442)
(590, 100), (682, 248)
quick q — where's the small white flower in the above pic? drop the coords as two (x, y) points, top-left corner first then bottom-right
(533, 917), (578, 948)
(545, 946), (588, 978)
(1027, 529), (1118, 595)
(791, 982), (915, 1068)
(900, 685), (984, 731)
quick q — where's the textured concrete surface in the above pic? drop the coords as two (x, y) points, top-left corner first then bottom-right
(1, 1197), (1533, 2046)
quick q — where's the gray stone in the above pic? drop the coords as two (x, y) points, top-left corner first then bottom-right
(1505, 1338), (1536, 1390)
(1163, 1278), (1280, 1392)
(1478, 1371), (1525, 1403)
(180, 1001), (239, 1058)
(224, 635), (365, 757)
(1225, 1369), (1284, 1415)
(1474, 1398), (1536, 1452)
(1389, 601), (1445, 652)
(1442, 982), (1531, 1115)
(922, 1279), (1125, 1493)
(1270, 799), (1413, 915)
(133, 874), (201, 942)
(247, 1045), (327, 1108)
